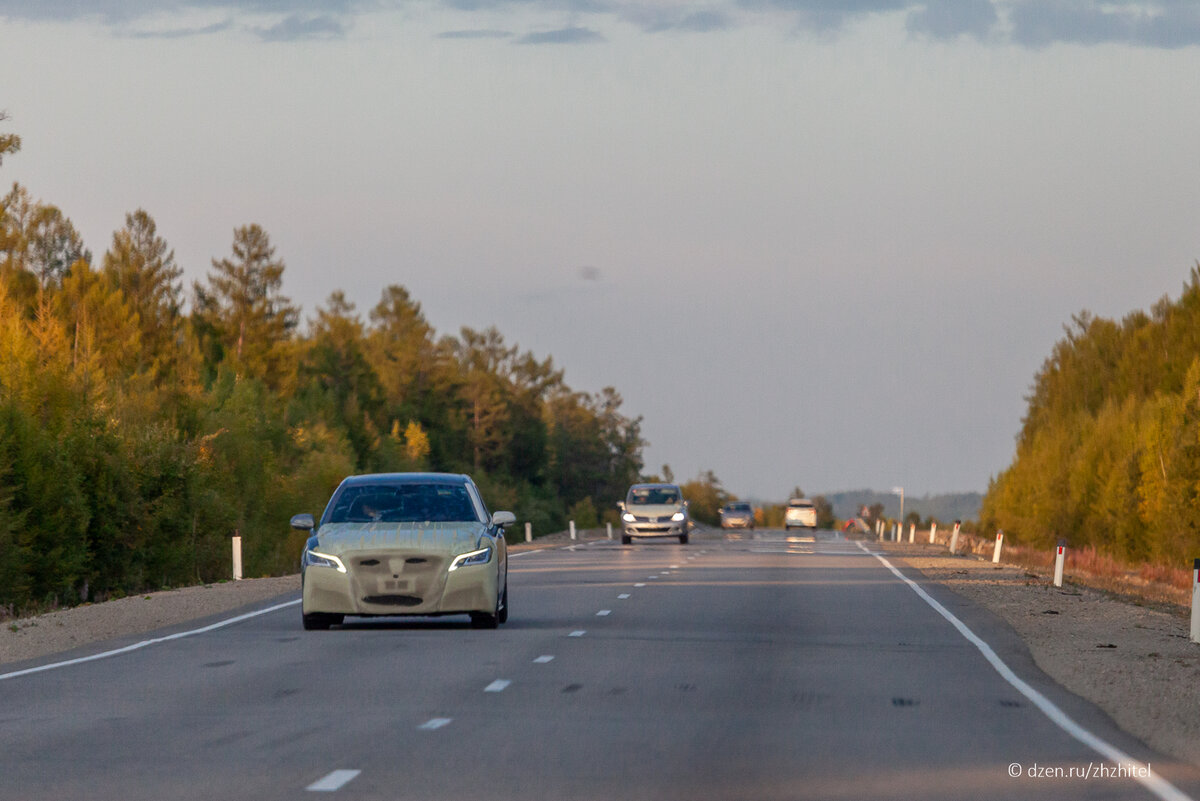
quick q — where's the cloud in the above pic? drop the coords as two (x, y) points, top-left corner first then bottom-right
(5, 0), (1200, 49)
(436, 28), (513, 39)
(252, 13), (348, 40)
(1008, 0), (1200, 49)
(737, 0), (908, 33)
(123, 18), (234, 38)
(629, 8), (735, 33)
(515, 26), (604, 44)
(906, 0), (997, 40)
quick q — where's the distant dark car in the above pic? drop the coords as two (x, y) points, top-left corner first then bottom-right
(719, 502), (755, 529)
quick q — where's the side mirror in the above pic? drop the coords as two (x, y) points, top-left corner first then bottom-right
(290, 513), (315, 531)
(616, 501), (625, 512)
(491, 511), (516, 528)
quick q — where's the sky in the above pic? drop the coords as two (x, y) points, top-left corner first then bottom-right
(2, 0), (1199, 502)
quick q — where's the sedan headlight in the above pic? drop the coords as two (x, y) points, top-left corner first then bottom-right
(671, 511), (686, 522)
(621, 512), (636, 523)
(303, 549), (347, 573)
(449, 546), (492, 571)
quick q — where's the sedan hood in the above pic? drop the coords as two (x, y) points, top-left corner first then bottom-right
(315, 521), (487, 558)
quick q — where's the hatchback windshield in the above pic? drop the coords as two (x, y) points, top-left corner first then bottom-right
(328, 483), (481, 524)
(628, 487), (681, 506)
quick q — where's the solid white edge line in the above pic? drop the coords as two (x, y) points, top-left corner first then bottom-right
(857, 541), (1193, 801)
(0, 598), (302, 682)
(306, 769), (361, 792)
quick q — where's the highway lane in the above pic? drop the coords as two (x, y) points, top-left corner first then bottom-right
(2, 529), (1199, 800)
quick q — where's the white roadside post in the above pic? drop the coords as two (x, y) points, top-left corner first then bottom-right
(992, 530), (1004, 564)
(569, 520), (577, 541)
(908, 523), (915, 544)
(929, 521), (937, 545)
(1053, 541), (1066, 588)
(1190, 558), (1199, 644)
(892, 523), (898, 542)
(525, 522), (532, 543)
(606, 522), (613, 540)
(949, 521), (961, 554)
(231, 531), (243, 581)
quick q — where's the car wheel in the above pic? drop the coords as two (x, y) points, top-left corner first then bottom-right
(471, 588), (501, 629)
(498, 583), (509, 625)
(302, 612), (342, 631)
(621, 534), (632, 545)
(679, 533), (688, 545)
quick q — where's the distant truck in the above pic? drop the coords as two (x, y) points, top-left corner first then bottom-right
(784, 498), (817, 531)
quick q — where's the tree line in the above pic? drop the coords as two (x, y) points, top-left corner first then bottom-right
(981, 267), (1200, 567)
(0, 121), (644, 611)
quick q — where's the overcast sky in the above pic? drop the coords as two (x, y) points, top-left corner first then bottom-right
(3, 1), (1199, 501)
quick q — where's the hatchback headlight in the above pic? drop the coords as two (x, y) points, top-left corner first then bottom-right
(449, 546), (492, 571)
(621, 512), (636, 523)
(303, 549), (347, 573)
(671, 511), (686, 522)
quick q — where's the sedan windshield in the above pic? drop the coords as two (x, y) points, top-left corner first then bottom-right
(629, 487), (680, 505)
(328, 483), (481, 524)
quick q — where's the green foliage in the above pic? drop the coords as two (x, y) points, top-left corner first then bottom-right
(983, 270), (1200, 568)
(680, 469), (731, 526)
(0, 147), (645, 611)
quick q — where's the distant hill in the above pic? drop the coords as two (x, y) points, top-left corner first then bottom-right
(822, 489), (983, 523)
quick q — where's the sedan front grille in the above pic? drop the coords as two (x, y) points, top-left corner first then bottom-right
(361, 594), (423, 606)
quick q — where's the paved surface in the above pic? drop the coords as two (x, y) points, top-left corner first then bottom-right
(3, 529), (1199, 800)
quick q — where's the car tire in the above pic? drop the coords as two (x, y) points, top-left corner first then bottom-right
(302, 612), (342, 631)
(621, 534), (632, 545)
(471, 588), (501, 629)
(498, 583), (508, 625)
(679, 533), (688, 545)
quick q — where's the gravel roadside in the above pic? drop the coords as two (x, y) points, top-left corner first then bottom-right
(881, 541), (1200, 769)
(4, 530), (1197, 773)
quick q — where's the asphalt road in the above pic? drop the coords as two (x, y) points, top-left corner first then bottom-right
(3, 529), (1200, 800)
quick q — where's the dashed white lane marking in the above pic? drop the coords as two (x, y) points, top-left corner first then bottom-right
(484, 679), (511, 693)
(533, 655), (555, 664)
(0, 599), (302, 682)
(618, 594), (631, 599)
(670, 564), (680, 569)
(306, 770), (361, 792)
(647, 576), (658, 579)
(857, 542), (1194, 801)
(569, 630), (587, 637)
(634, 583), (646, 587)
(418, 718), (452, 730)
(596, 610), (611, 616)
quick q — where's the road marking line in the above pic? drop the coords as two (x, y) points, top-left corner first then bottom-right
(618, 594), (631, 599)
(484, 679), (511, 692)
(634, 583), (646, 587)
(0, 598), (302, 682)
(533, 655), (555, 663)
(568, 630), (586, 637)
(306, 770), (361, 792)
(596, 610), (611, 616)
(670, 564), (680, 569)
(647, 576), (658, 579)
(418, 718), (452, 730)
(856, 542), (1193, 801)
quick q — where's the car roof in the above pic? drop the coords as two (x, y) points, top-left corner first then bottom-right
(339, 472), (472, 487)
(629, 483), (680, 490)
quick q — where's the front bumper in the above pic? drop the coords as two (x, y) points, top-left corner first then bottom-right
(303, 551), (498, 617)
(624, 522), (687, 538)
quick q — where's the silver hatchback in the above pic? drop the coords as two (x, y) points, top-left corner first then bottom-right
(619, 483), (690, 545)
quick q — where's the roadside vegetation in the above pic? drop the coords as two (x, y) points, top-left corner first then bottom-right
(982, 269), (1200, 575)
(0, 118), (644, 614)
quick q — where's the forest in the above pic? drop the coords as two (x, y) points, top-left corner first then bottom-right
(0, 121), (644, 612)
(981, 268), (1200, 569)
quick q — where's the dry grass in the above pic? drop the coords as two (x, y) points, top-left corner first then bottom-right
(889, 528), (1194, 613)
